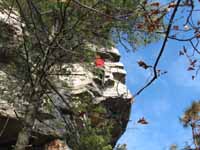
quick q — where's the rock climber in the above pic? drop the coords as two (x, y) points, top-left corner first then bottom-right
(94, 55), (105, 87)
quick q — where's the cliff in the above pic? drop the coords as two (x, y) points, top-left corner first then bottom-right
(0, 5), (133, 150)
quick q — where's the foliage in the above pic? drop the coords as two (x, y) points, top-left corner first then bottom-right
(180, 101), (200, 127)
(69, 92), (114, 150)
(54, 91), (108, 149)
(78, 126), (112, 150)
(170, 144), (178, 150)
(181, 101), (200, 149)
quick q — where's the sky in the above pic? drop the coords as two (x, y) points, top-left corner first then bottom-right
(116, 1), (200, 149)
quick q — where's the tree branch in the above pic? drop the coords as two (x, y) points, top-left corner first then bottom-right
(134, 0), (182, 97)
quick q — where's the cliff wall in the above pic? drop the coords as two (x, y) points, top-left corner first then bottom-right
(0, 6), (133, 150)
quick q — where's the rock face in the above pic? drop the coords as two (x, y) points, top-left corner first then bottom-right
(0, 6), (133, 150)
(60, 48), (132, 101)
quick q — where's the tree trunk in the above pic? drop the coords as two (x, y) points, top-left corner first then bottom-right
(191, 125), (199, 150)
(14, 98), (38, 150)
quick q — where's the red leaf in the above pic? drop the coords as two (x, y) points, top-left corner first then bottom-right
(187, 67), (195, 71)
(137, 60), (150, 69)
(179, 51), (184, 56)
(196, 33), (200, 38)
(173, 25), (179, 30)
(190, 60), (197, 67)
(151, 9), (160, 15)
(147, 24), (156, 32)
(137, 117), (148, 125)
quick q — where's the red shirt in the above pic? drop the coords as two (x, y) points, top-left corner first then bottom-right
(95, 58), (105, 67)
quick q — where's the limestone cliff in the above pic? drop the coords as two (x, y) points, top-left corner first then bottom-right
(0, 6), (133, 150)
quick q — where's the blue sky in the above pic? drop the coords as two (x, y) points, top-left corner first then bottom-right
(116, 1), (200, 147)
(117, 39), (200, 149)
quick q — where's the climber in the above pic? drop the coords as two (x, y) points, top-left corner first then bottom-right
(95, 55), (105, 67)
(94, 55), (105, 88)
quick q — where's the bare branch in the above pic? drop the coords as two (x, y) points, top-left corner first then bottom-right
(71, 0), (123, 21)
(134, 0), (182, 97)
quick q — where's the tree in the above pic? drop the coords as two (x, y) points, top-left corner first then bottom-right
(168, 143), (194, 150)
(170, 144), (178, 150)
(181, 101), (200, 150)
(115, 144), (127, 150)
(0, 0), (162, 150)
(130, 0), (200, 99)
